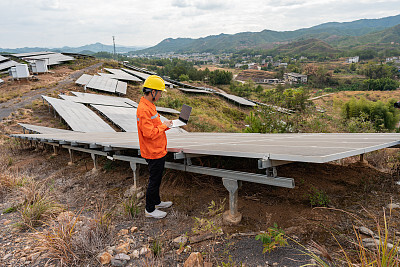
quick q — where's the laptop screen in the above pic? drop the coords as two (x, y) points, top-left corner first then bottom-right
(179, 104), (192, 123)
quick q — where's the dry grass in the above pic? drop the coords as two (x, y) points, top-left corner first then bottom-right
(16, 179), (64, 230)
(35, 204), (114, 266)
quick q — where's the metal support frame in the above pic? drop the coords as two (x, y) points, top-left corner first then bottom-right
(91, 153), (97, 170)
(130, 161), (139, 188)
(114, 154), (295, 224)
(222, 178), (242, 224)
(63, 145), (108, 171)
(68, 148), (74, 165)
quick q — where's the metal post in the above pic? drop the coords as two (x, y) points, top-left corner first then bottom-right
(68, 148), (74, 165)
(130, 161), (138, 188)
(91, 153), (97, 171)
(52, 145), (58, 156)
(222, 178), (242, 224)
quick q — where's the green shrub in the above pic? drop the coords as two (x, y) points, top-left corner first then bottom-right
(255, 223), (288, 253)
(342, 97), (399, 131)
(308, 187), (330, 207)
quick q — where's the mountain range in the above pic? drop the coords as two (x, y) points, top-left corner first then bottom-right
(134, 14), (400, 54)
(0, 42), (146, 54)
(2, 14), (400, 55)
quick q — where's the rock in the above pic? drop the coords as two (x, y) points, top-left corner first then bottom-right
(20, 257), (26, 262)
(139, 247), (150, 255)
(183, 252), (203, 267)
(359, 226), (375, 237)
(114, 253), (130, 261)
(116, 242), (130, 254)
(124, 185), (140, 198)
(386, 203), (400, 209)
(131, 250), (140, 259)
(111, 258), (126, 267)
(3, 253), (12, 260)
(3, 220), (12, 225)
(136, 191), (145, 200)
(173, 235), (188, 248)
(98, 252), (112, 265)
(130, 226), (138, 233)
(118, 229), (129, 236)
(204, 262), (213, 267)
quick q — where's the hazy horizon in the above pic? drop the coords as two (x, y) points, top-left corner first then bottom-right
(1, 0), (399, 49)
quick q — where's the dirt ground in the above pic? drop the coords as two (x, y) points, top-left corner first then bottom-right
(0, 62), (400, 266)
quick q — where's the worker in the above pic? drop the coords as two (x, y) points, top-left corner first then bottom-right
(136, 75), (173, 219)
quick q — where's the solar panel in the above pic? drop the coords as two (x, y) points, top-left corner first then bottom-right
(122, 68), (172, 86)
(70, 91), (136, 106)
(12, 132), (400, 163)
(11, 51), (55, 58)
(42, 95), (116, 133)
(104, 68), (142, 82)
(116, 81), (127, 95)
(216, 92), (256, 107)
(91, 105), (138, 132)
(0, 55), (9, 62)
(75, 74), (93, 85)
(90, 104), (185, 133)
(23, 53), (74, 65)
(18, 123), (74, 134)
(178, 88), (212, 94)
(86, 75), (118, 93)
(59, 94), (132, 107)
(0, 60), (18, 71)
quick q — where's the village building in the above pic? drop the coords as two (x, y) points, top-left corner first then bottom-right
(346, 56), (359, 63)
(284, 72), (308, 84)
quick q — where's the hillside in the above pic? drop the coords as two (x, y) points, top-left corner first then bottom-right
(270, 38), (340, 55)
(134, 14), (400, 54)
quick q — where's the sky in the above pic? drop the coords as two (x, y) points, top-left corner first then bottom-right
(1, 0), (399, 49)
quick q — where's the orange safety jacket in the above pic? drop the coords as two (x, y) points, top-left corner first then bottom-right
(136, 97), (169, 159)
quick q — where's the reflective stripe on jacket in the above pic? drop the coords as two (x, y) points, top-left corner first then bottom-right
(136, 97), (169, 159)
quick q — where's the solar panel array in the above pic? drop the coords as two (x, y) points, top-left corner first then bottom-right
(90, 104), (185, 133)
(18, 123), (74, 134)
(64, 91), (179, 114)
(42, 95), (116, 133)
(177, 88), (212, 94)
(75, 74), (128, 95)
(0, 60), (18, 71)
(104, 68), (142, 82)
(12, 52), (75, 66)
(75, 74), (93, 85)
(215, 92), (256, 107)
(71, 91), (135, 106)
(122, 68), (172, 86)
(0, 55), (8, 62)
(12, 132), (400, 163)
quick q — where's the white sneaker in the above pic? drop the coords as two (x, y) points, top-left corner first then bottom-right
(145, 209), (167, 219)
(155, 201), (173, 209)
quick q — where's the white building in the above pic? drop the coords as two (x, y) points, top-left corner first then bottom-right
(346, 56), (359, 63)
(284, 72), (308, 84)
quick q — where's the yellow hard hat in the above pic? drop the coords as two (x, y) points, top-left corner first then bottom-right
(143, 75), (166, 92)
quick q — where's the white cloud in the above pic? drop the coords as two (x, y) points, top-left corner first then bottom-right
(0, 0), (398, 48)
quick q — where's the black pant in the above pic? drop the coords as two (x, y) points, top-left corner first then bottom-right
(145, 156), (165, 212)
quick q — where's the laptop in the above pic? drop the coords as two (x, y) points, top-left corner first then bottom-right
(170, 104), (192, 127)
